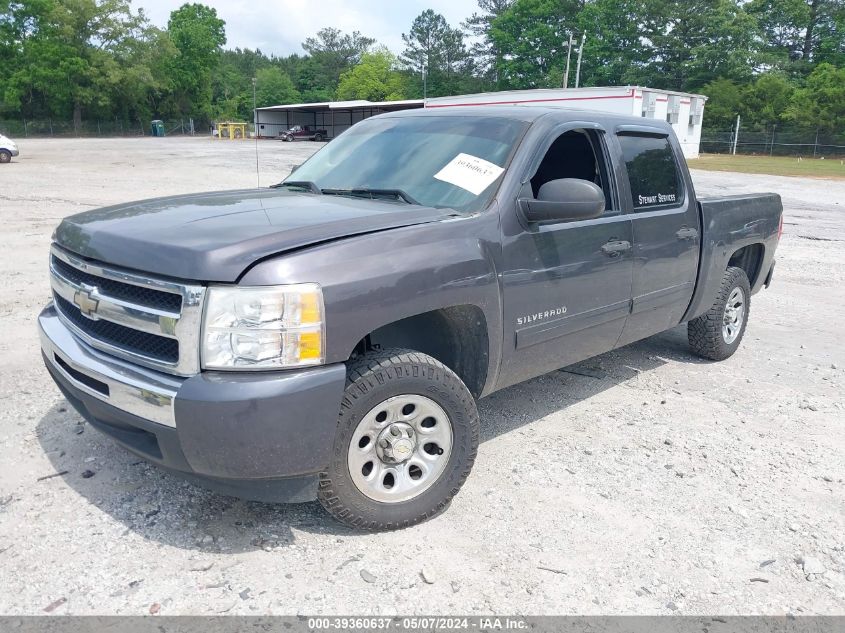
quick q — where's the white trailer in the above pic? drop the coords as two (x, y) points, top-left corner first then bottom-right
(426, 86), (707, 159)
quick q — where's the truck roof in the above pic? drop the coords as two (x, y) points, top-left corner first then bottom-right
(378, 105), (673, 131)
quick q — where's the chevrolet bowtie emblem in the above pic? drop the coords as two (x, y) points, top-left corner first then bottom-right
(73, 285), (100, 319)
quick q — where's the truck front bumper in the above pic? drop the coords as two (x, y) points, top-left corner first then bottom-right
(38, 304), (347, 502)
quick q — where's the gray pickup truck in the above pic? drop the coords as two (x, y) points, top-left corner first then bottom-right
(39, 107), (782, 530)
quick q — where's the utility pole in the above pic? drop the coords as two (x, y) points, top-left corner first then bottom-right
(574, 32), (586, 88)
(252, 77), (260, 188)
(563, 33), (573, 88)
(422, 63), (428, 101)
(732, 114), (740, 155)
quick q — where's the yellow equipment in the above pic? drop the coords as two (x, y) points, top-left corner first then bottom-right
(216, 122), (247, 140)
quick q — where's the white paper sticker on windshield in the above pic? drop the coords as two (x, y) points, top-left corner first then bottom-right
(433, 153), (505, 195)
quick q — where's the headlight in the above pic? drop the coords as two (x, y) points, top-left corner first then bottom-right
(201, 284), (324, 370)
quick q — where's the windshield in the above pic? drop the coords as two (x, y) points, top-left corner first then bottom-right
(286, 115), (528, 212)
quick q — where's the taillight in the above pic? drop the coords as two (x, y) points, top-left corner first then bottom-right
(778, 214), (783, 241)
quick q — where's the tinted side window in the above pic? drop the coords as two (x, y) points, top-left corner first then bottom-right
(618, 134), (682, 211)
(530, 129), (616, 213)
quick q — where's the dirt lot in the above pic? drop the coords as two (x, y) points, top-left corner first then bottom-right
(0, 137), (842, 616)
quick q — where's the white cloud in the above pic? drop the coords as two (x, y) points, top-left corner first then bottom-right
(134, 0), (482, 56)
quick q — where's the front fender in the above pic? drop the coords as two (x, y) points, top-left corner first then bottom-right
(238, 213), (503, 394)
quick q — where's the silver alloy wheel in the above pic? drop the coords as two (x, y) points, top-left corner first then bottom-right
(347, 394), (453, 503)
(722, 286), (745, 344)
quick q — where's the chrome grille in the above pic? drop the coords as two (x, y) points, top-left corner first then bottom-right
(54, 295), (179, 363)
(49, 245), (205, 376)
(52, 256), (182, 312)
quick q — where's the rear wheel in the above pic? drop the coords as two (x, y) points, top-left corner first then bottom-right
(688, 266), (751, 361)
(318, 349), (479, 530)
(313, 133), (323, 142)
(0, 150), (11, 163)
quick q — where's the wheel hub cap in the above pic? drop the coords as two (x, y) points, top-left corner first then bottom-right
(347, 394), (454, 503)
(377, 423), (416, 463)
(722, 286), (745, 344)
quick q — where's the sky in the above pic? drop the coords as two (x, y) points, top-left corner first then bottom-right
(135, 0), (482, 57)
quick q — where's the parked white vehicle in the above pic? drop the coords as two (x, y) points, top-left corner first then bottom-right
(1, 134), (19, 163)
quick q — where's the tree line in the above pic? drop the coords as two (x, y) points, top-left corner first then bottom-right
(1, 0), (844, 133)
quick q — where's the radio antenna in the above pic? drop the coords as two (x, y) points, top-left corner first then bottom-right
(252, 77), (260, 188)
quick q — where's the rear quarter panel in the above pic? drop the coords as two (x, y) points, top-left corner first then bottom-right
(682, 193), (782, 322)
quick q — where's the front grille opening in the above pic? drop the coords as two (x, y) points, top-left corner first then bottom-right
(52, 256), (182, 313)
(55, 294), (179, 364)
(54, 354), (110, 396)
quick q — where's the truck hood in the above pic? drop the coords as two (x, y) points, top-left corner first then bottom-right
(54, 188), (454, 282)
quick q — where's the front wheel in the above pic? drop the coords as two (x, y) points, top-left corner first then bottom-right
(688, 266), (751, 361)
(0, 150), (11, 164)
(318, 349), (479, 530)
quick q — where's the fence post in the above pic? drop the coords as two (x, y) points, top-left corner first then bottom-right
(770, 124), (776, 157)
(97, 120), (101, 136)
(732, 114), (740, 155)
(23, 119), (27, 137)
(49, 118), (53, 136)
(813, 128), (819, 158)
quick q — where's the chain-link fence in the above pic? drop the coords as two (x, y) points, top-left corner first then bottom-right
(701, 126), (845, 158)
(0, 118), (205, 138)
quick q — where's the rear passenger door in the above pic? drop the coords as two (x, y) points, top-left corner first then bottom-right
(615, 130), (701, 347)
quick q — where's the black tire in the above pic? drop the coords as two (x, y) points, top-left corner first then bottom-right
(284, 134), (293, 142)
(313, 133), (323, 142)
(688, 266), (751, 361)
(318, 348), (479, 530)
(0, 150), (11, 164)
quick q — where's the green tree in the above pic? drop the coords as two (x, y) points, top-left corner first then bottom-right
(490, 0), (581, 89)
(2, 0), (153, 127)
(700, 77), (744, 129)
(742, 73), (796, 127)
(301, 28), (375, 96)
(461, 0), (514, 84)
(808, 0), (845, 66)
(785, 62), (845, 131)
(401, 9), (471, 97)
(748, 0), (812, 66)
(748, 0), (845, 69)
(254, 66), (299, 107)
(576, 0), (648, 87)
(637, 0), (759, 90)
(166, 3), (226, 121)
(336, 48), (408, 101)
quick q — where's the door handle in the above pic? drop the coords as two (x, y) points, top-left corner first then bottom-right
(601, 239), (632, 257)
(676, 226), (698, 241)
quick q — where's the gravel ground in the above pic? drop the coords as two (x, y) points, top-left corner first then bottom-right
(0, 137), (842, 616)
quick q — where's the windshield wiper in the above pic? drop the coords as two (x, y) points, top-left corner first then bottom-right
(270, 180), (321, 194)
(320, 188), (420, 205)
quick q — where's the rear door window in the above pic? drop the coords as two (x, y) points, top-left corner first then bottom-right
(618, 134), (683, 211)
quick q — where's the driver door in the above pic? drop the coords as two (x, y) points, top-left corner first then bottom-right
(497, 125), (634, 389)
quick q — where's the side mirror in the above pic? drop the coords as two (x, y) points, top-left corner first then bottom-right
(519, 178), (606, 224)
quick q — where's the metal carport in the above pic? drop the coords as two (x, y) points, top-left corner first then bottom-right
(254, 99), (424, 140)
